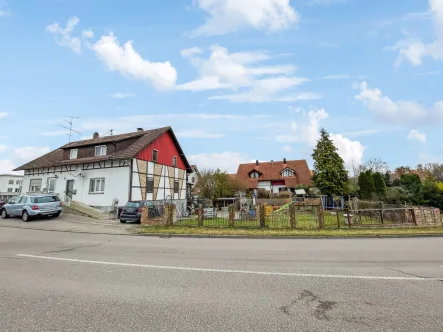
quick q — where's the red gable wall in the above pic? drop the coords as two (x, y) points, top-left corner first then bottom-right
(136, 131), (187, 170)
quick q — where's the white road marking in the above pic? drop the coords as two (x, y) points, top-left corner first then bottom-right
(17, 254), (443, 281)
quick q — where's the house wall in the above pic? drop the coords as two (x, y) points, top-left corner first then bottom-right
(130, 159), (187, 202)
(0, 175), (23, 200)
(20, 163), (130, 210)
(136, 132), (187, 169)
(257, 181), (271, 191)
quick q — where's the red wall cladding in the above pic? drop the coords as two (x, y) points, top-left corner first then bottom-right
(136, 131), (187, 169)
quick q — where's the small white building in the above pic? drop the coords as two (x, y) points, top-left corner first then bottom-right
(0, 174), (23, 201)
(15, 127), (192, 211)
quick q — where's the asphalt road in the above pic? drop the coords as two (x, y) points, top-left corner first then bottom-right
(1, 227), (442, 332)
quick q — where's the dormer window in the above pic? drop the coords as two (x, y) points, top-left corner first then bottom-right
(70, 149), (78, 159)
(249, 171), (260, 179)
(282, 168), (294, 177)
(95, 145), (107, 156)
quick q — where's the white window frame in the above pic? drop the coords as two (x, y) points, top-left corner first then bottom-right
(47, 177), (57, 193)
(29, 179), (43, 192)
(172, 156), (177, 167)
(8, 179), (13, 185)
(7, 188), (12, 192)
(89, 178), (105, 194)
(94, 146), (107, 157)
(152, 149), (158, 162)
(282, 169), (294, 177)
(249, 171), (260, 179)
(147, 178), (154, 193)
(70, 149), (78, 159)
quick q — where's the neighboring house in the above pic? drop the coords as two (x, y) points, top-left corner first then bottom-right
(14, 127), (192, 211)
(236, 158), (312, 194)
(0, 174), (23, 201)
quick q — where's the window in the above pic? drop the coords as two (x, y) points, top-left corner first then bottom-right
(282, 169), (294, 177)
(15, 188), (20, 193)
(19, 196), (28, 203)
(29, 179), (42, 192)
(172, 156), (177, 167)
(249, 171), (260, 179)
(7, 188), (12, 192)
(152, 149), (158, 162)
(30, 196), (59, 203)
(89, 178), (105, 194)
(174, 180), (179, 194)
(192, 177), (196, 184)
(16, 180), (21, 185)
(47, 178), (57, 193)
(70, 149), (78, 159)
(94, 146), (107, 156)
(8, 180), (13, 185)
(147, 178), (154, 193)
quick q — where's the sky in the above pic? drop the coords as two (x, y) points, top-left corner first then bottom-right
(0, 0), (442, 174)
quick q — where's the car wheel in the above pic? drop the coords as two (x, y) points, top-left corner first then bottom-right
(22, 211), (30, 222)
(1, 209), (9, 219)
(120, 220), (126, 223)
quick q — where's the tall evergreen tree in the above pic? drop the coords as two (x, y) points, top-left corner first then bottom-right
(383, 171), (392, 187)
(311, 128), (348, 196)
(358, 171), (376, 200)
(373, 172), (387, 198)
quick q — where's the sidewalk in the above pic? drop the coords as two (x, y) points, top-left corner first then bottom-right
(0, 213), (139, 235)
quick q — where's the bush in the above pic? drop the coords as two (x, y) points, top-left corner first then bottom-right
(270, 193), (280, 199)
(257, 189), (270, 199)
(278, 191), (292, 198)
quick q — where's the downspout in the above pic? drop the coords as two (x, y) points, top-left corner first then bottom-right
(129, 159), (133, 201)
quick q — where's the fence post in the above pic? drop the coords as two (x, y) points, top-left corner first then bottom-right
(228, 205), (235, 228)
(197, 204), (204, 227)
(317, 205), (324, 229)
(409, 209), (417, 226)
(380, 208), (384, 225)
(259, 203), (266, 228)
(289, 203), (295, 229)
(346, 209), (351, 228)
(336, 210), (340, 229)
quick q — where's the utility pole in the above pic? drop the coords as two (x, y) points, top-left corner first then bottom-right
(59, 116), (82, 143)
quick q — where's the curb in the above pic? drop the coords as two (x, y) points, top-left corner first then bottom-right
(135, 233), (443, 239)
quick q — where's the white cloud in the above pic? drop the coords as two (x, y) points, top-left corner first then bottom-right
(180, 47), (203, 57)
(0, 1), (11, 17)
(408, 129), (427, 142)
(330, 134), (365, 168)
(190, 0), (299, 36)
(276, 108), (364, 168)
(46, 16), (82, 54)
(177, 45), (316, 103)
(354, 81), (443, 126)
(0, 144), (7, 152)
(176, 130), (224, 138)
(82, 28), (94, 39)
(391, 0), (443, 66)
(0, 160), (21, 175)
(91, 33), (177, 91)
(110, 92), (135, 99)
(13, 147), (51, 166)
(187, 152), (249, 173)
(282, 145), (293, 153)
(0, 111), (7, 119)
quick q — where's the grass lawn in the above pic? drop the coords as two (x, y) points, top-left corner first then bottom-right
(139, 226), (443, 237)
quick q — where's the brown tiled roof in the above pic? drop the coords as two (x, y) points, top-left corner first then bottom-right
(14, 127), (191, 171)
(236, 160), (312, 189)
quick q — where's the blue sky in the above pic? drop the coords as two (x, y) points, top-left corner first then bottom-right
(0, 0), (442, 173)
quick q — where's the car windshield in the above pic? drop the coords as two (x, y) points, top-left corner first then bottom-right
(125, 202), (140, 208)
(30, 196), (60, 203)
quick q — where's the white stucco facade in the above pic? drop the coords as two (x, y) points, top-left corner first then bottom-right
(20, 161), (130, 210)
(0, 174), (23, 200)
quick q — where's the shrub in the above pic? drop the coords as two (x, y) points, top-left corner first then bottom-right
(279, 191), (292, 198)
(257, 189), (270, 199)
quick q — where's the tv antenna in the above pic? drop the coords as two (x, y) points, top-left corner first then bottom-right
(59, 116), (82, 143)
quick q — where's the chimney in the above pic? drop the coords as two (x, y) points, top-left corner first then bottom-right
(271, 160), (274, 167)
(93, 132), (99, 140)
(255, 160), (259, 170)
(137, 128), (144, 132)
(283, 158), (287, 164)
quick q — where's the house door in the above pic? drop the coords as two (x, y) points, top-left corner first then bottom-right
(66, 180), (74, 199)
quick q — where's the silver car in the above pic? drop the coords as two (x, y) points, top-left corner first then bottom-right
(0, 194), (62, 222)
